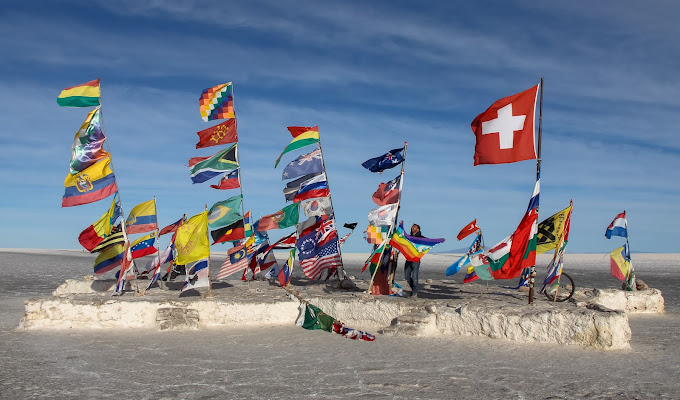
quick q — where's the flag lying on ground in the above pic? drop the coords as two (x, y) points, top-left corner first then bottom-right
(70, 106), (109, 175)
(486, 179), (540, 279)
(125, 199), (157, 234)
(293, 173), (329, 203)
(57, 78), (100, 107)
(274, 127), (320, 167)
(93, 243), (126, 275)
(457, 219), (480, 241)
(301, 196), (333, 218)
(78, 195), (122, 252)
(367, 204), (397, 227)
(299, 303), (375, 341)
(211, 219), (245, 244)
(283, 173), (318, 202)
(372, 175), (401, 206)
(62, 157), (118, 207)
(389, 222), (445, 262)
(210, 169), (240, 190)
(208, 194), (243, 229)
(605, 211), (628, 239)
(361, 148), (405, 173)
(181, 258), (210, 292)
(471, 84), (539, 166)
(159, 216), (183, 236)
(365, 225), (390, 245)
(195, 118), (237, 148)
(90, 225), (125, 253)
(189, 144), (238, 183)
(536, 203), (573, 254)
(446, 233), (482, 276)
(257, 203), (300, 231)
(130, 231), (158, 259)
(282, 147), (323, 180)
(175, 211), (209, 265)
(199, 82), (234, 121)
(216, 243), (249, 280)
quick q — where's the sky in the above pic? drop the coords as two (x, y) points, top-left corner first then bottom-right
(1, 0), (679, 254)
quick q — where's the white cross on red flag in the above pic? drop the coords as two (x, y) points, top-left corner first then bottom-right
(471, 84), (539, 165)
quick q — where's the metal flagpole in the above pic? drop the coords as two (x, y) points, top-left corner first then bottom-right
(528, 78), (543, 305)
(205, 204), (213, 296)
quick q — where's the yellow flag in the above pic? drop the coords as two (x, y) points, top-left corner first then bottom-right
(175, 211), (209, 265)
(91, 195), (120, 237)
(535, 204), (572, 255)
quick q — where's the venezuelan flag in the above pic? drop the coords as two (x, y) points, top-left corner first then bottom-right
(130, 231), (158, 259)
(57, 78), (101, 107)
(93, 243), (125, 275)
(389, 222), (445, 262)
(125, 199), (158, 234)
(63, 157), (118, 207)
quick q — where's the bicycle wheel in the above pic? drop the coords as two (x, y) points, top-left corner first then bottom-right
(544, 272), (575, 302)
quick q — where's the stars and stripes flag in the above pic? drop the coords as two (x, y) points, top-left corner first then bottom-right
(300, 237), (343, 280)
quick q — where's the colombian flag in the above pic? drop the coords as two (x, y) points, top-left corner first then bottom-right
(57, 78), (101, 107)
(63, 157), (117, 207)
(125, 199), (158, 234)
(93, 243), (125, 275)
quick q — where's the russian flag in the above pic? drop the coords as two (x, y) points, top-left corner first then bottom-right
(605, 211), (627, 239)
(294, 173), (329, 203)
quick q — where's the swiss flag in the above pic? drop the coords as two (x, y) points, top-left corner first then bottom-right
(471, 84), (539, 165)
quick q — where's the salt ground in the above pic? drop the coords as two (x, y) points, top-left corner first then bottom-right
(1, 250), (679, 399)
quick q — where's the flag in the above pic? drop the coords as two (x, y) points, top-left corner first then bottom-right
(610, 245), (631, 281)
(389, 222), (445, 262)
(446, 233), (482, 276)
(125, 199), (158, 234)
(130, 231), (158, 259)
(210, 169), (240, 190)
(159, 217), (183, 236)
(301, 303), (336, 332)
(62, 157), (117, 207)
(93, 243), (126, 275)
(372, 175), (401, 206)
(243, 211), (254, 238)
(344, 222), (358, 230)
(293, 173), (329, 203)
(362, 240), (387, 272)
(370, 246), (392, 295)
(195, 118), (237, 148)
(361, 148), (405, 173)
(274, 127), (320, 167)
(57, 78), (100, 107)
(539, 207), (572, 293)
(69, 106), (109, 175)
(112, 243), (133, 295)
(300, 196), (333, 218)
(283, 173), (318, 202)
(287, 126), (317, 138)
(199, 82), (234, 121)
(367, 204), (397, 227)
(278, 249), (295, 286)
(78, 195), (122, 252)
(207, 194), (243, 229)
(257, 203), (300, 231)
(282, 147), (323, 180)
(299, 236), (342, 281)
(365, 225), (390, 245)
(456, 219), (480, 241)
(181, 258), (210, 292)
(189, 144), (239, 183)
(536, 204), (573, 254)
(605, 211), (628, 239)
(216, 244), (249, 280)
(471, 84), (539, 166)
(145, 241), (175, 290)
(486, 179), (540, 279)
(90, 225), (125, 253)
(175, 211), (210, 265)
(211, 219), (245, 244)
(297, 215), (328, 237)
(463, 265), (479, 283)
(469, 251), (494, 280)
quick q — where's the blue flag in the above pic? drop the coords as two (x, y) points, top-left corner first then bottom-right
(282, 147), (323, 180)
(361, 147), (405, 173)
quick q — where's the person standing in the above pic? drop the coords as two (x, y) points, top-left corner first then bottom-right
(404, 223), (423, 298)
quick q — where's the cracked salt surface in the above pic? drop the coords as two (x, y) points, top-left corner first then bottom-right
(1, 250), (679, 399)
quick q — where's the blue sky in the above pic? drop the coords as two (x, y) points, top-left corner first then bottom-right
(1, 0), (678, 253)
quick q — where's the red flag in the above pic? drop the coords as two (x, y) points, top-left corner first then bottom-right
(371, 176), (401, 206)
(210, 169), (240, 190)
(456, 219), (479, 241)
(159, 217), (183, 236)
(188, 155), (210, 168)
(287, 126), (318, 138)
(196, 119), (238, 148)
(471, 84), (539, 166)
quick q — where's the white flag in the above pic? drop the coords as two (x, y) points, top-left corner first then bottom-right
(301, 196), (333, 217)
(368, 204), (397, 227)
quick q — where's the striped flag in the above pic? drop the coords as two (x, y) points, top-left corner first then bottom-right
(216, 243), (249, 280)
(300, 237), (342, 280)
(181, 258), (210, 292)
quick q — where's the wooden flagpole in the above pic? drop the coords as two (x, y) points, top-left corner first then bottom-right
(528, 78), (544, 305)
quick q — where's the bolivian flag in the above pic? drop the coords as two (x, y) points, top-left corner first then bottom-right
(57, 78), (101, 107)
(274, 127), (319, 167)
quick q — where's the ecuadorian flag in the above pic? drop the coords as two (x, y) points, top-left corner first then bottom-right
(57, 78), (101, 107)
(63, 157), (118, 207)
(389, 222), (445, 262)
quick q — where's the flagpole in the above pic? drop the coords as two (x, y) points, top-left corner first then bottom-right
(205, 203), (213, 296)
(528, 77), (544, 305)
(314, 127), (346, 285)
(97, 83), (139, 295)
(624, 210), (635, 290)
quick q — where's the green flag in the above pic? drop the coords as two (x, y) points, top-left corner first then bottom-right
(302, 304), (336, 332)
(208, 194), (243, 229)
(256, 203), (300, 231)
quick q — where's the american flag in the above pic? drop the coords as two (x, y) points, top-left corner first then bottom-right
(216, 244), (248, 280)
(300, 237), (342, 280)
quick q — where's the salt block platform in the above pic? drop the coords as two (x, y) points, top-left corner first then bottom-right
(20, 278), (664, 350)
